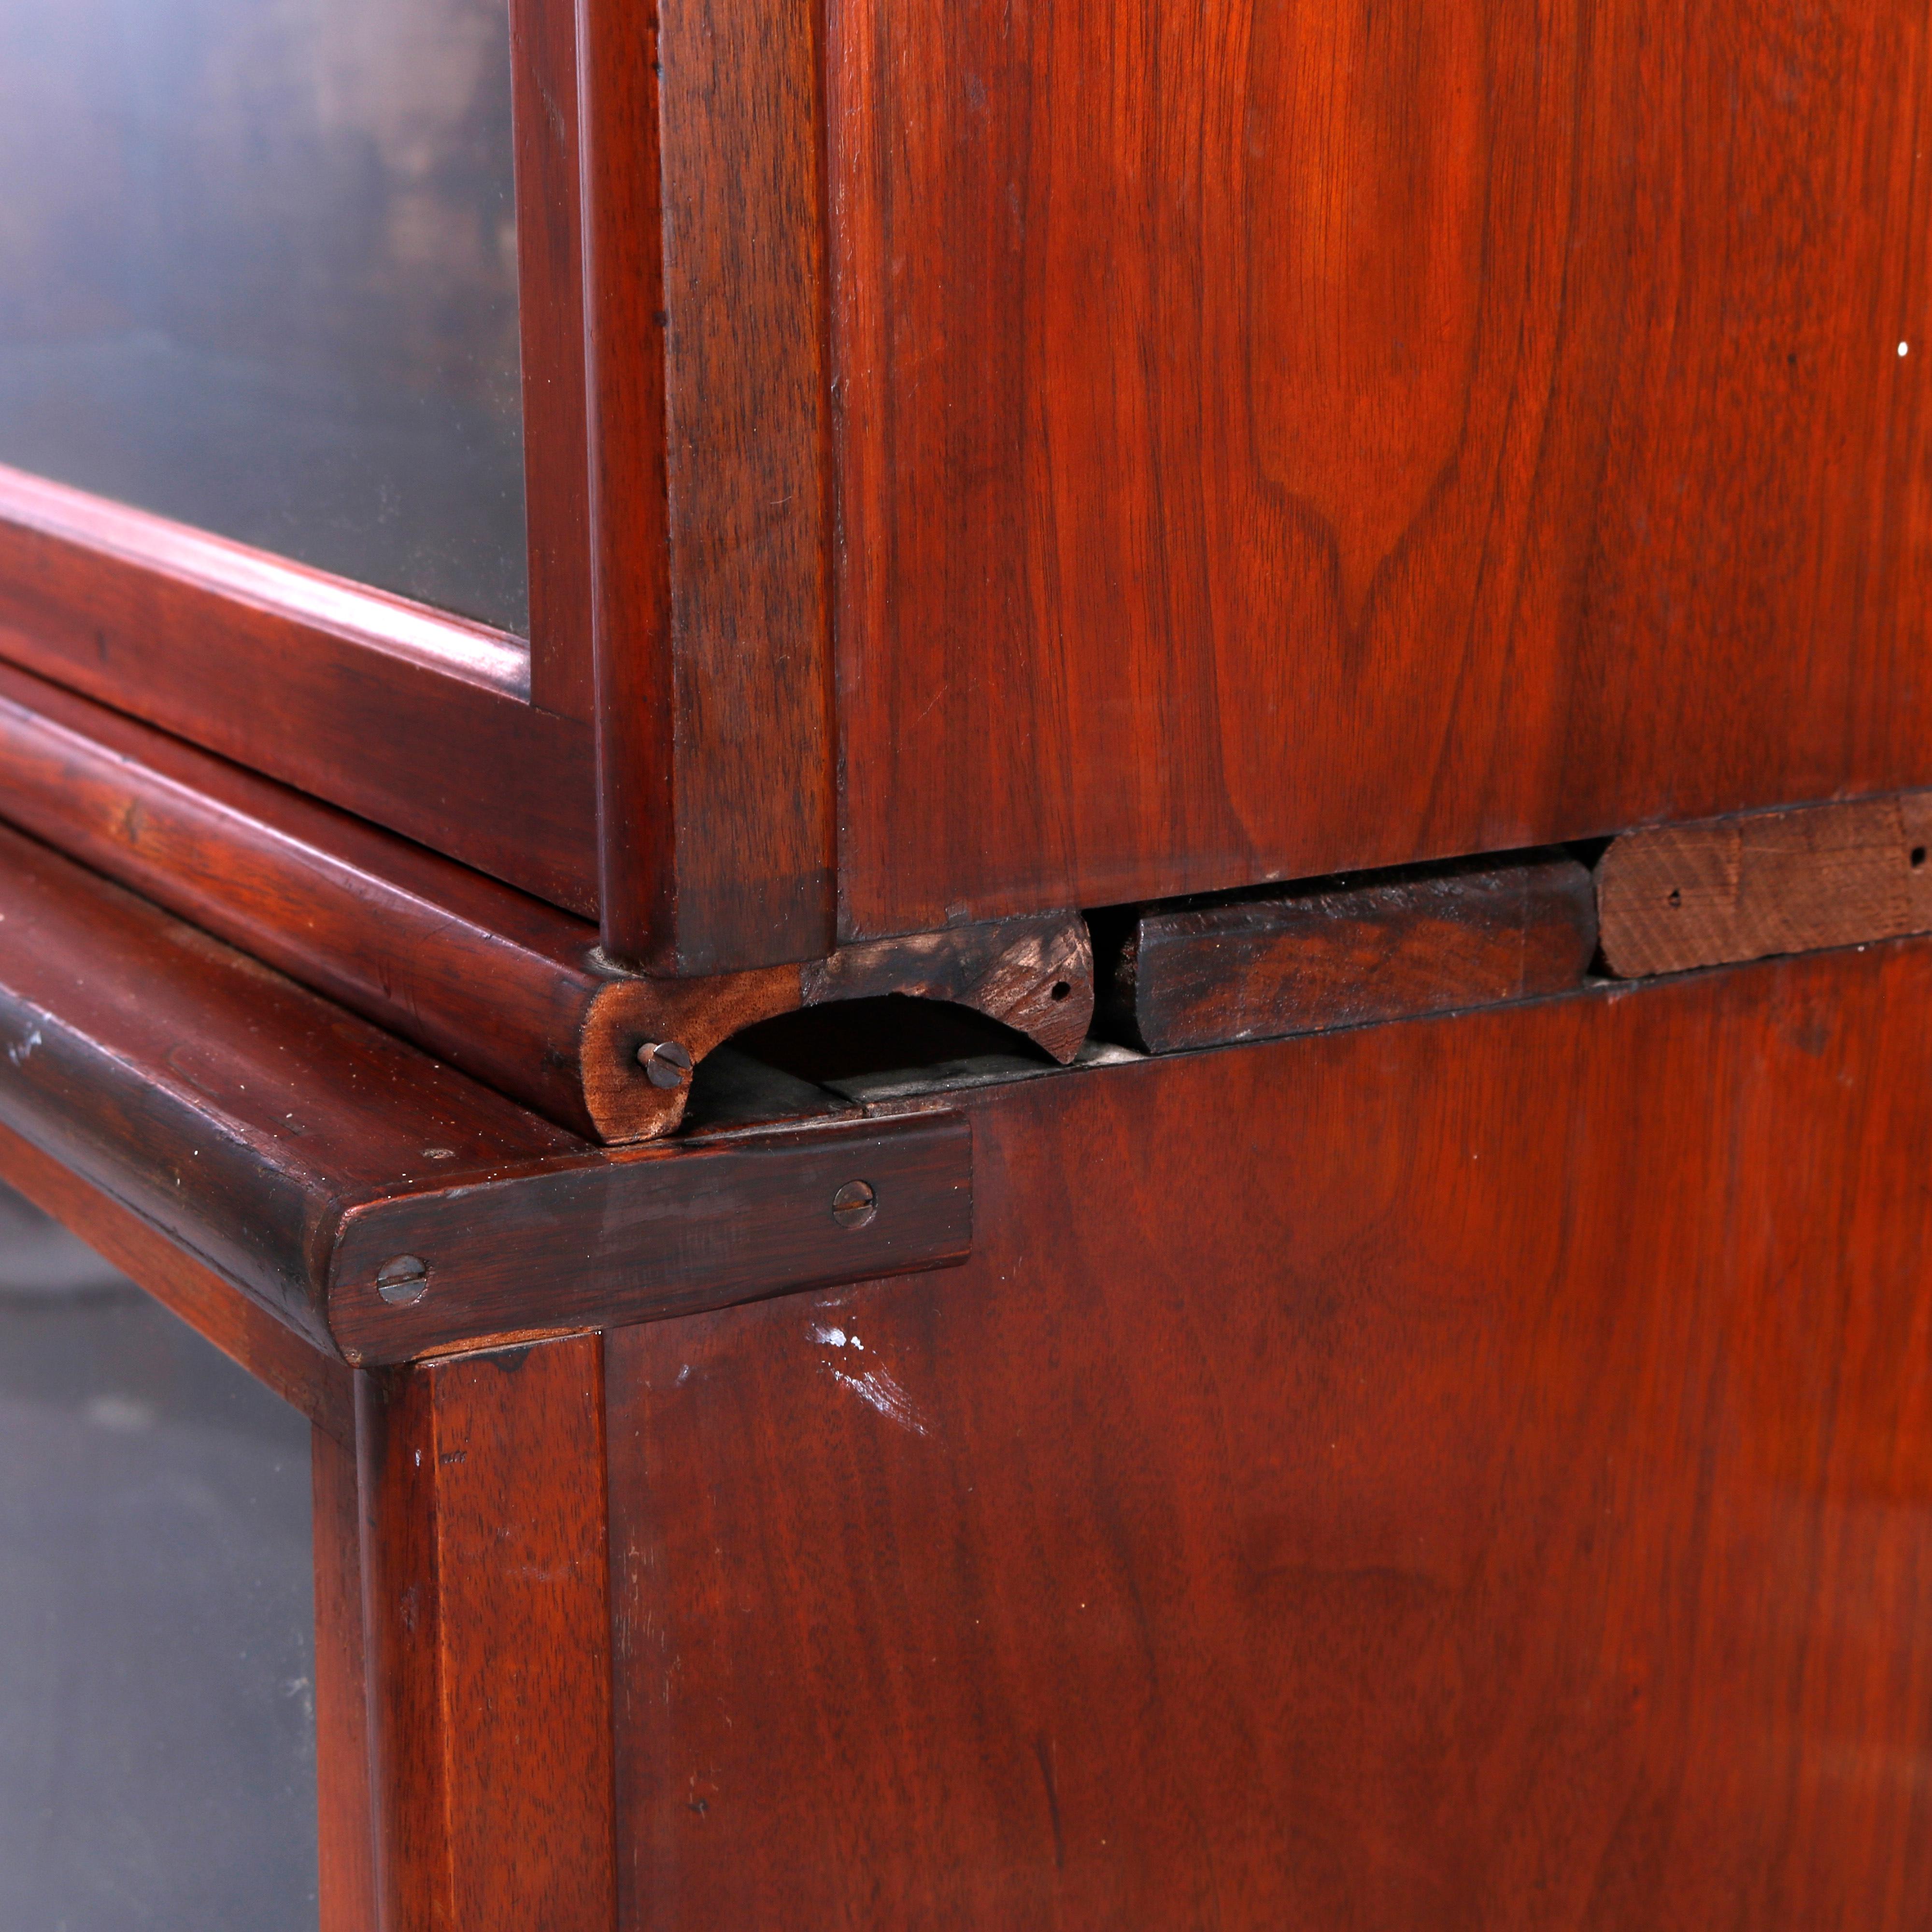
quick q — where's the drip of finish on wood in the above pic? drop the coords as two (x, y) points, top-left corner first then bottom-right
(1598, 791), (1932, 978)
(0, 660), (1092, 1142)
(1101, 849), (1597, 1054)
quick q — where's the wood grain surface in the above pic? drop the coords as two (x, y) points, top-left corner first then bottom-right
(357, 1335), (615, 1932)
(1104, 850), (1596, 1052)
(0, 666), (1093, 1137)
(0, 463), (599, 914)
(0, 821), (580, 1352)
(827, 0), (1932, 939)
(609, 937), (1932, 1929)
(313, 1420), (378, 1932)
(1599, 790), (1932, 977)
(330, 1115), (973, 1364)
(0, 1116), (354, 1442)
(645, 0), (835, 972)
(511, 0), (596, 723)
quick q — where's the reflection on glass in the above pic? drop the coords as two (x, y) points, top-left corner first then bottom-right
(0, 1186), (318, 1929)
(0, 0), (528, 634)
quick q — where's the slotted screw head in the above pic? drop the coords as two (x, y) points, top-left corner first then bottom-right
(831, 1180), (878, 1229)
(637, 1040), (694, 1090)
(376, 1255), (429, 1307)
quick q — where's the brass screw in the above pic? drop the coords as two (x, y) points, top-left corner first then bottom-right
(376, 1255), (429, 1307)
(831, 1180), (878, 1229)
(637, 1040), (694, 1090)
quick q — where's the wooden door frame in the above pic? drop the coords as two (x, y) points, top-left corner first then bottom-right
(0, 0), (839, 976)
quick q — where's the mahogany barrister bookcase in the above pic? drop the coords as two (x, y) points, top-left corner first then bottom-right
(4, 0), (1932, 1925)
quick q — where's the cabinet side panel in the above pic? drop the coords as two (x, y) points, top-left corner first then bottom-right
(610, 942), (1932, 1926)
(828, 0), (1932, 937)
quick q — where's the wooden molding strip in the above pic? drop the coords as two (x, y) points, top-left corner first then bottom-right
(331, 1117), (971, 1362)
(1598, 792), (1932, 979)
(0, 462), (601, 916)
(0, 1115), (354, 1443)
(1101, 850), (1598, 1054)
(0, 661), (1089, 1140)
(0, 824), (973, 1366)
(356, 1337), (616, 1929)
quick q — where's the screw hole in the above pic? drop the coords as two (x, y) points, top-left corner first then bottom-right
(1913, 846), (1927, 869)
(831, 1180), (878, 1230)
(1667, 888), (1682, 909)
(376, 1255), (430, 1307)
(1050, 980), (1072, 1002)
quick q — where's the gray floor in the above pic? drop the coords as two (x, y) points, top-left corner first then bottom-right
(0, 1184), (318, 1930)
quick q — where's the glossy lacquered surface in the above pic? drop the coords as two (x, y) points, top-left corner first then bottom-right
(610, 938), (1932, 1928)
(828, 0), (1932, 938)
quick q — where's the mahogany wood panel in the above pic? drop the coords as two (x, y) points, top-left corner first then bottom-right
(610, 938), (1932, 1928)
(314, 1420), (379, 1932)
(0, 1115), (354, 1442)
(0, 464), (599, 914)
(0, 663), (1092, 1136)
(651, 0), (835, 971)
(1600, 789), (1932, 977)
(331, 1114), (972, 1363)
(0, 660), (660, 1140)
(583, 0), (836, 972)
(0, 821), (580, 1353)
(357, 1335), (615, 1932)
(1103, 850), (1596, 1053)
(512, 0), (596, 722)
(827, 0), (1932, 939)
(0, 824), (978, 1364)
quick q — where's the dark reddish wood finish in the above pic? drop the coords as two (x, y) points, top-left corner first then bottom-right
(1600, 790), (1932, 978)
(0, 1114), (354, 1441)
(0, 665), (1093, 1136)
(1104, 850), (1597, 1053)
(826, 0), (1932, 939)
(575, 0), (674, 969)
(0, 659), (658, 1138)
(314, 1421), (379, 1932)
(357, 1335), (615, 1931)
(0, 821), (580, 1352)
(609, 938), (1932, 1928)
(332, 1114), (972, 1363)
(511, 0), (596, 723)
(582, 0), (835, 973)
(0, 464), (599, 913)
(0, 824), (978, 1365)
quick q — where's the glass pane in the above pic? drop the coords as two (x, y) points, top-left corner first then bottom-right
(0, 1184), (318, 1930)
(0, 0), (528, 635)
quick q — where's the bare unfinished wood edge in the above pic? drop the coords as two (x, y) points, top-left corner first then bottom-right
(1598, 792), (1932, 979)
(0, 1117), (355, 1444)
(587, 911), (1098, 1139)
(1098, 851), (1597, 1054)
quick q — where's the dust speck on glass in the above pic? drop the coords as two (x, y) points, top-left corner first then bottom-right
(0, 0), (530, 635)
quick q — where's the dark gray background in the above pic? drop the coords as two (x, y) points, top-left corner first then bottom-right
(0, 1182), (318, 1930)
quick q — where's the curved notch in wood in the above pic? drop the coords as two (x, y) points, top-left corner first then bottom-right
(0, 663), (1093, 1143)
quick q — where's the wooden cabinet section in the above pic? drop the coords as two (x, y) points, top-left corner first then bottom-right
(829, 0), (1932, 937)
(609, 935), (1932, 1928)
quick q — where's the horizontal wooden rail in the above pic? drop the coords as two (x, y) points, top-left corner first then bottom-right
(1598, 791), (1932, 978)
(1099, 849), (1598, 1053)
(0, 823), (974, 1366)
(0, 664), (1092, 1140)
(0, 461), (601, 912)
